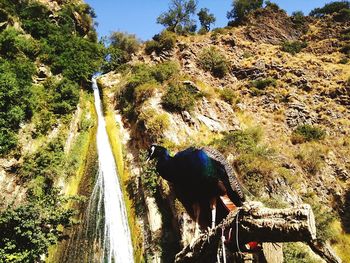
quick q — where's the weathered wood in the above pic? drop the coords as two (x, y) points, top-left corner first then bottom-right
(175, 202), (316, 263)
(308, 240), (341, 263)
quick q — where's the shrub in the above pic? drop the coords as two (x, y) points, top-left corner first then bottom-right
(51, 78), (80, 115)
(212, 127), (275, 196)
(251, 77), (277, 90)
(139, 150), (160, 195)
(145, 40), (160, 55)
(283, 243), (320, 263)
(162, 83), (197, 112)
(127, 63), (155, 89)
(134, 82), (158, 104)
(219, 88), (237, 104)
(198, 47), (229, 78)
(140, 109), (170, 141)
(341, 43), (350, 56)
(339, 57), (349, 64)
(152, 61), (180, 83)
(295, 144), (326, 175)
(281, 41), (307, 55)
(291, 124), (326, 144)
(213, 127), (263, 154)
(0, 128), (17, 155)
(145, 30), (176, 55)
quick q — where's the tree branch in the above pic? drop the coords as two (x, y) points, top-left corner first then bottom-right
(175, 202), (337, 263)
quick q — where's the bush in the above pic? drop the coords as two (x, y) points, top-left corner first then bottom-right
(295, 144), (326, 175)
(152, 61), (180, 83)
(140, 109), (170, 141)
(291, 124), (326, 144)
(0, 58), (34, 154)
(134, 82), (158, 104)
(145, 30), (176, 55)
(283, 243), (320, 263)
(51, 78), (80, 115)
(0, 128), (17, 155)
(219, 88), (237, 104)
(251, 77), (277, 90)
(214, 127), (263, 154)
(139, 150), (160, 195)
(198, 47), (229, 78)
(341, 43), (350, 56)
(302, 193), (334, 242)
(162, 83), (197, 112)
(281, 41), (307, 55)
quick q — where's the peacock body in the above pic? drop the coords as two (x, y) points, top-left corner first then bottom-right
(147, 145), (245, 229)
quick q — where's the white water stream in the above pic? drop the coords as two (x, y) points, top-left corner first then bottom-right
(86, 78), (134, 263)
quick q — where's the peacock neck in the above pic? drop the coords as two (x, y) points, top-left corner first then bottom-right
(156, 150), (173, 181)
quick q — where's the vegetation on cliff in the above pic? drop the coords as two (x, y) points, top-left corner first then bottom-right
(0, 0), (103, 261)
(99, 0), (350, 262)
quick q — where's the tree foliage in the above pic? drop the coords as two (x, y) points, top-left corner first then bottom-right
(309, 1), (350, 17)
(157, 0), (197, 34)
(102, 32), (140, 72)
(0, 189), (75, 263)
(197, 8), (216, 32)
(227, 0), (264, 23)
(0, 0), (104, 155)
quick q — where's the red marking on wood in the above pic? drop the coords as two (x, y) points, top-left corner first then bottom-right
(219, 195), (237, 212)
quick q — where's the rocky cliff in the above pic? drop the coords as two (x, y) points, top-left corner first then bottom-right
(98, 4), (350, 262)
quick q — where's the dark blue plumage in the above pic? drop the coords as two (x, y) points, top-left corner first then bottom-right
(147, 145), (245, 229)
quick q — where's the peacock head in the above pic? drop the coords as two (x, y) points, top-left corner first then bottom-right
(146, 144), (169, 162)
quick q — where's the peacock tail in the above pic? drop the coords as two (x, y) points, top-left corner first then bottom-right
(201, 147), (245, 202)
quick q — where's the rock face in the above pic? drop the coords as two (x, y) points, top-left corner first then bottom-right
(244, 6), (302, 44)
(285, 102), (315, 128)
(100, 5), (350, 262)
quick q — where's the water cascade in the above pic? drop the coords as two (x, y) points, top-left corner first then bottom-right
(85, 78), (134, 263)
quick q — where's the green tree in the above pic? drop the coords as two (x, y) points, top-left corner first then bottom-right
(109, 31), (140, 55)
(197, 8), (216, 32)
(309, 1), (350, 17)
(102, 32), (140, 72)
(227, 0), (263, 23)
(157, 0), (197, 34)
(0, 189), (75, 263)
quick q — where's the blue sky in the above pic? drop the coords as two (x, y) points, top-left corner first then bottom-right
(84, 0), (332, 41)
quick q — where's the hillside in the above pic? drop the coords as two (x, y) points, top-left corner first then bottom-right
(98, 3), (350, 262)
(0, 0), (102, 262)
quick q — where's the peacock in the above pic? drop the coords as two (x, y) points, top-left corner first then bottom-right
(146, 144), (245, 234)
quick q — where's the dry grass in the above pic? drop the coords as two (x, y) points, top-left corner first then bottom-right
(332, 221), (350, 263)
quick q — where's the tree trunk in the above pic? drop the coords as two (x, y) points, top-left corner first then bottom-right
(175, 202), (323, 263)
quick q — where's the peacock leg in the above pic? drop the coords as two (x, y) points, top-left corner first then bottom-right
(210, 197), (217, 229)
(190, 202), (200, 248)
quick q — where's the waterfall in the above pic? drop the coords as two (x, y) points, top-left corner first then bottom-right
(85, 78), (134, 263)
